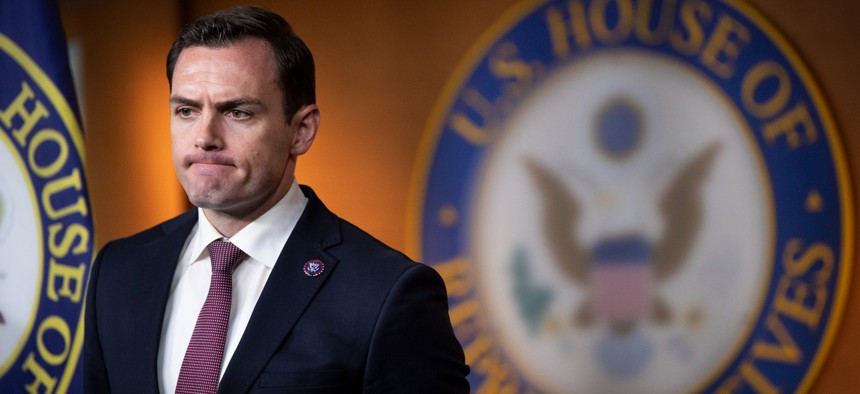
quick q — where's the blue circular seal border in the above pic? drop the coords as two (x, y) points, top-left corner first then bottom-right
(409, 0), (853, 392)
(0, 32), (94, 393)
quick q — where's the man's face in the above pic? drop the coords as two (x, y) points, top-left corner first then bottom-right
(170, 38), (296, 219)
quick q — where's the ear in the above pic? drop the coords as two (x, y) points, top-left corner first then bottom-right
(289, 104), (320, 156)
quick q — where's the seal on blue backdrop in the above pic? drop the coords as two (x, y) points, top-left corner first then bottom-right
(411, 0), (853, 392)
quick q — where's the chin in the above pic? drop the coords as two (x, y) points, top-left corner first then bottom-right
(189, 195), (249, 214)
(189, 197), (223, 210)
(185, 191), (221, 209)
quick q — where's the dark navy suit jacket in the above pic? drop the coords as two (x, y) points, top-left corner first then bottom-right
(84, 186), (469, 393)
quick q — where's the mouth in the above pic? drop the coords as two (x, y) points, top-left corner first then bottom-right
(186, 154), (236, 174)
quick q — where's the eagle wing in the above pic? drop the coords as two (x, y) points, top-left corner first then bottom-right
(525, 157), (588, 283)
(654, 142), (721, 280)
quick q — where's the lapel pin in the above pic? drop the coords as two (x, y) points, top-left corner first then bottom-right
(303, 259), (325, 277)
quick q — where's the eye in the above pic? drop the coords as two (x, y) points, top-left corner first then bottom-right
(176, 107), (194, 118)
(228, 109), (251, 120)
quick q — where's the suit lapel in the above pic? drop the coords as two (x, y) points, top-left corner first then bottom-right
(218, 187), (341, 393)
(130, 210), (197, 390)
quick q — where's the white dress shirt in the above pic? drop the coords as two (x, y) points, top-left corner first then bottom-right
(157, 180), (308, 394)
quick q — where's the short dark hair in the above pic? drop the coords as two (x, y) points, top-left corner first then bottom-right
(166, 6), (315, 121)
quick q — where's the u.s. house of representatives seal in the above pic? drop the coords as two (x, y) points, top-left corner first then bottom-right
(410, 0), (853, 392)
(0, 32), (93, 392)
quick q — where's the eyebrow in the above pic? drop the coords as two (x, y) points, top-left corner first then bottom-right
(169, 96), (265, 111)
(169, 96), (199, 107)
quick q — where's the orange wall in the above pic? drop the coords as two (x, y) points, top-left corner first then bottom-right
(61, 0), (859, 392)
(60, 0), (185, 247)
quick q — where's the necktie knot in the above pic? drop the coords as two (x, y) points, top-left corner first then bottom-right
(208, 240), (247, 273)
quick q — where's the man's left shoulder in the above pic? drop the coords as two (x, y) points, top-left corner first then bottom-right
(300, 186), (430, 279)
(334, 217), (416, 266)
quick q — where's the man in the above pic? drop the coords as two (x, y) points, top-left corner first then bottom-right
(84, 6), (469, 393)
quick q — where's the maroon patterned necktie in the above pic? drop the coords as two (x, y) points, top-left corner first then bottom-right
(175, 240), (247, 394)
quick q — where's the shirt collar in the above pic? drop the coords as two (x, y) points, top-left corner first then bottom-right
(187, 179), (308, 268)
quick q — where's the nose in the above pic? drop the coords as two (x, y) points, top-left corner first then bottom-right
(194, 112), (223, 151)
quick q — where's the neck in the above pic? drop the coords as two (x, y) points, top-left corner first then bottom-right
(201, 209), (254, 238)
(202, 179), (295, 238)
